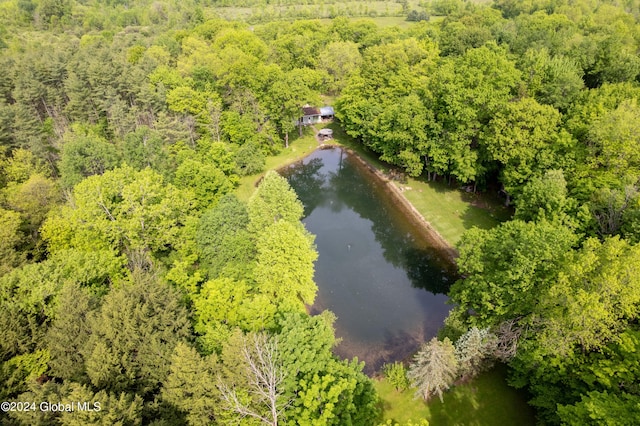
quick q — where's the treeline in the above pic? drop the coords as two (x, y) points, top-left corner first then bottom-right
(335, 0), (640, 423)
(1, 0), (640, 423)
(0, 7), (394, 426)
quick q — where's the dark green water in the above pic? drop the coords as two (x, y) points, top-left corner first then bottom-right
(280, 147), (455, 374)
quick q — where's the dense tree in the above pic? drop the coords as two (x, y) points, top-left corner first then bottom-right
(42, 165), (195, 259)
(450, 219), (577, 325)
(247, 170), (304, 233)
(58, 131), (120, 188)
(480, 97), (563, 193)
(161, 342), (219, 425)
(84, 271), (191, 398)
(253, 220), (318, 313)
(276, 312), (380, 425)
(196, 194), (255, 280)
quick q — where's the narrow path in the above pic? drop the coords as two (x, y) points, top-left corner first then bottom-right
(310, 124), (323, 144)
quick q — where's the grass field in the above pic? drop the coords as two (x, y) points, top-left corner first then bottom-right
(399, 178), (511, 247)
(375, 365), (536, 425)
(235, 128), (319, 201)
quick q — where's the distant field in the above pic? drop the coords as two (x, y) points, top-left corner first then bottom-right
(317, 16), (417, 28)
(205, 1), (408, 23)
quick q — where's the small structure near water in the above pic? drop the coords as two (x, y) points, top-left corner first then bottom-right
(317, 128), (334, 142)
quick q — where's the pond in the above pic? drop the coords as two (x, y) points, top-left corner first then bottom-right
(280, 147), (456, 374)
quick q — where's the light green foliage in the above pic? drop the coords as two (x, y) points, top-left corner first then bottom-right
(383, 362), (409, 392)
(0, 248), (125, 318)
(558, 391), (640, 426)
(166, 86), (222, 133)
(451, 220), (577, 325)
(515, 170), (576, 224)
(534, 237), (640, 357)
(248, 170), (304, 232)
(318, 41), (362, 94)
(194, 277), (251, 354)
(174, 158), (234, 210)
(1, 349), (50, 400)
(42, 166), (195, 258)
(84, 272), (191, 397)
(277, 312), (380, 425)
(253, 220), (318, 313)
(519, 48), (584, 111)
(408, 337), (458, 402)
(587, 99), (640, 175)
(221, 110), (258, 146)
(2, 148), (50, 183)
(161, 342), (219, 426)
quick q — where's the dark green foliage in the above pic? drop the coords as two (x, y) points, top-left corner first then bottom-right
(84, 271), (191, 398)
(161, 342), (219, 425)
(197, 194), (254, 279)
(46, 282), (98, 383)
(406, 10), (429, 22)
(59, 133), (120, 188)
(120, 126), (171, 176)
(451, 220), (577, 325)
(234, 141), (265, 176)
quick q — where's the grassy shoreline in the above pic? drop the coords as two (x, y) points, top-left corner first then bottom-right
(237, 122), (510, 249)
(375, 365), (536, 425)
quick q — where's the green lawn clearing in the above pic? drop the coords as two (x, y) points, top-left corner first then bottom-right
(398, 178), (511, 247)
(235, 129), (319, 201)
(375, 365), (536, 426)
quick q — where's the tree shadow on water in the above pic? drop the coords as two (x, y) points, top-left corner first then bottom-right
(405, 247), (456, 294)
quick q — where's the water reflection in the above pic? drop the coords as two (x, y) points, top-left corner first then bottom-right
(281, 147), (455, 374)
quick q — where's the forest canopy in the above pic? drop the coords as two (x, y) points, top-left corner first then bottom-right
(1, 0), (640, 424)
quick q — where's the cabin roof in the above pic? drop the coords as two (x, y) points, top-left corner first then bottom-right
(320, 106), (335, 116)
(302, 106), (321, 116)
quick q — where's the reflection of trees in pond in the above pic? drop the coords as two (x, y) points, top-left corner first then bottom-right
(405, 247), (453, 295)
(326, 152), (452, 293)
(279, 158), (326, 217)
